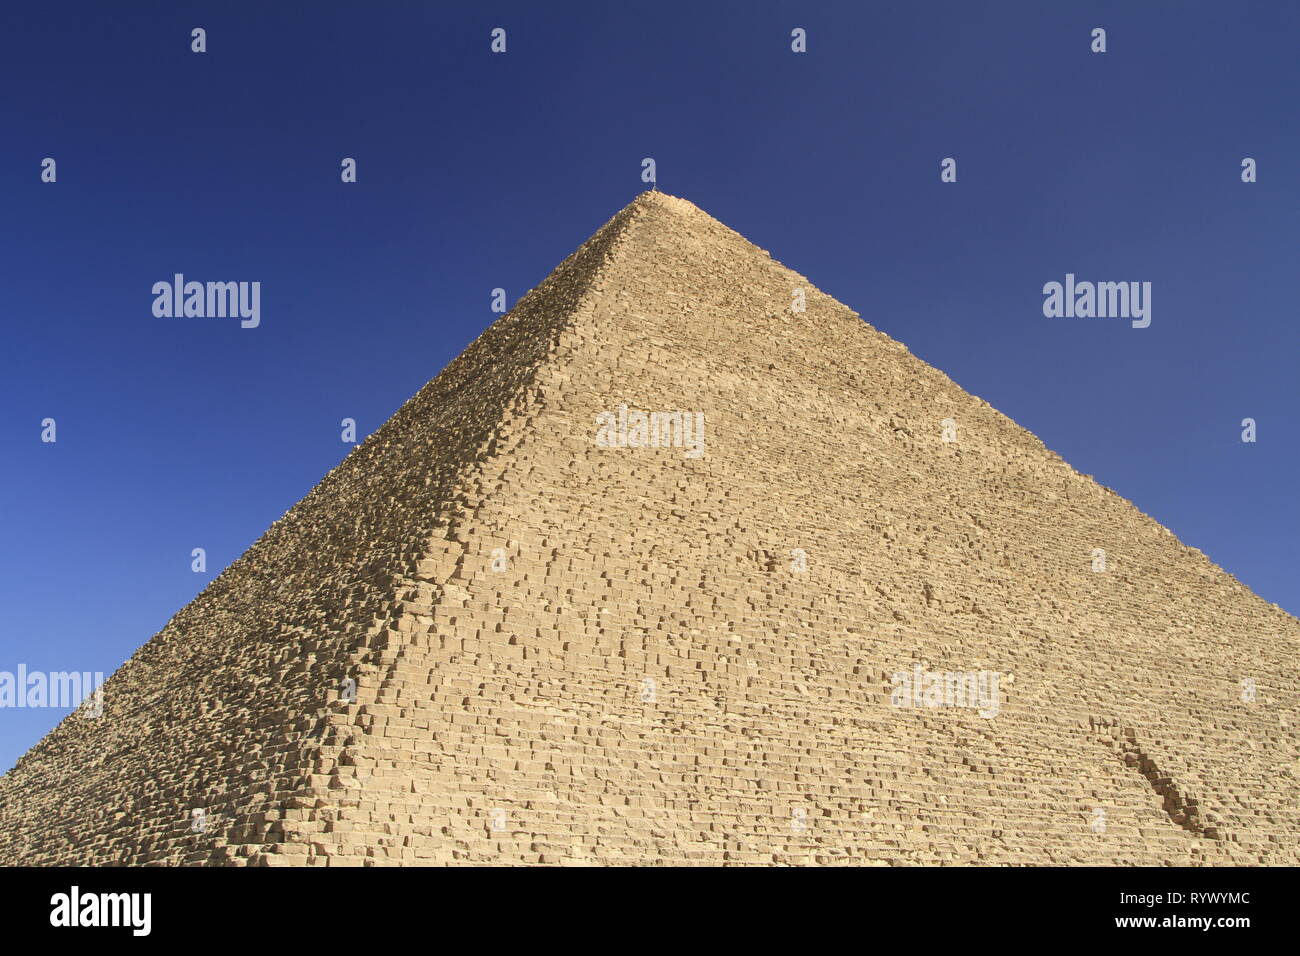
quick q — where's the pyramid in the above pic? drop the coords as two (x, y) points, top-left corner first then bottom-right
(3, 191), (1297, 866)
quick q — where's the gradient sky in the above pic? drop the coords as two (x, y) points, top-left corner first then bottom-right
(1, 0), (1296, 772)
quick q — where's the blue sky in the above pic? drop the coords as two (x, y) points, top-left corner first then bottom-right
(1, 1), (1296, 772)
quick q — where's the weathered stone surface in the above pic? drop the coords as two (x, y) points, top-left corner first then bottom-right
(1, 191), (1296, 865)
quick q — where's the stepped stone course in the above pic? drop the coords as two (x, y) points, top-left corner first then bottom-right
(2, 191), (1296, 866)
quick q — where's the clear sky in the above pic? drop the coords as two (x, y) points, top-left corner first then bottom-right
(1, 1), (1296, 773)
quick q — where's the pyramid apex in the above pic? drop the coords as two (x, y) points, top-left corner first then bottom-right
(628, 189), (703, 213)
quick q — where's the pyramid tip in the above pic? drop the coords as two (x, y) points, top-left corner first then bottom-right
(629, 189), (703, 214)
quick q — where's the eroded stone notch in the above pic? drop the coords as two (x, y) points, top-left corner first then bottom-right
(1092, 718), (1223, 841)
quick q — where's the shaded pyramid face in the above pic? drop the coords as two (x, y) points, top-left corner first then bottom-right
(3, 192), (1297, 866)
